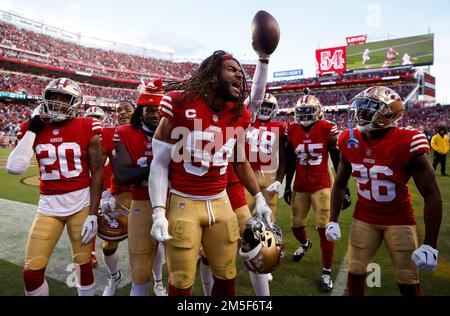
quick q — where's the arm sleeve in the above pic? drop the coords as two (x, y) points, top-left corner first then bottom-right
(149, 138), (174, 210)
(6, 131), (36, 175)
(247, 60), (269, 116)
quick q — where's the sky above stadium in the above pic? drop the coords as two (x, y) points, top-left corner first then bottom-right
(1, 0), (450, 103)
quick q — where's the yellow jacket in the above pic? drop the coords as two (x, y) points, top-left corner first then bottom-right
(431, 134), (449, 155)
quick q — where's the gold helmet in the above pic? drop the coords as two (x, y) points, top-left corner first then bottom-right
(255, 93), (279, 120)
(40, 78), (83, 122)
(84, 106), (105, 122)
(295, 95), (323, 126)
(239, 217), (285, 274)
(349, 86), (404, 132)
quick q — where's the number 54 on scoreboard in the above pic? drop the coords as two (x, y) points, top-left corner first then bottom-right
(315, 46), (347, 75)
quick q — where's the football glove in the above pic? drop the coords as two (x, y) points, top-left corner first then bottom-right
(254, 192), (273, 228)
(81, 215), (98, 244)
(325, 222), (341, 241)
(28, 115), (45, 135)
(266, 181), (282, 194)
(100, 190), (116, 214)
(151, 208), (172, 242)
(284, 188), (292, 206)
(411, 244), (438, 272)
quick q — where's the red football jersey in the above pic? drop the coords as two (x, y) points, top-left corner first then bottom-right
(246, 119), (287, 172)
(287, 120), (338, 192)
(101, 127), (116, 190)
(159, 91), (251, 197)
(116, 125), (153, 201)
(18, 118), (102, 195)
(338, 127), (430, 226)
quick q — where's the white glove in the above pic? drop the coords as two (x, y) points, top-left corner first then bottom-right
(254, 192), (273, 228)
(325, 222), (341, 241)
(31, 105), (42, 118)
(81, 215), (98, 244)
(266, 181), (282, 194)
(151, 208), (172, 242)
(100, 190), (116, 214)
(411, 244), (438, 272)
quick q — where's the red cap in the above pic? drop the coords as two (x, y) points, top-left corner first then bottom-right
(136, 78), (164, 107)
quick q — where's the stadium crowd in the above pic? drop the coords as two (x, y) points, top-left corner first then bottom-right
(0, 72), (137, 100)
(275, 85), (416, 108)
(268, 67), (416, 87)
(0, 21), (256, 81)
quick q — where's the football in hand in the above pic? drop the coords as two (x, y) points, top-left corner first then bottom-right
(251, 10), (280, 55)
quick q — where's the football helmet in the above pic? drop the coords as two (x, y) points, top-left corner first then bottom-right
(40, 78), (83, 122)
(255, 93), (279, 120)
(349, 86), (404, 133)
(97, 204), (129, 242)
(239, 217), (285, 274)
(85, 106), (105, 121)
(137, 78), (164, 107)
(295, 95), (323, 127)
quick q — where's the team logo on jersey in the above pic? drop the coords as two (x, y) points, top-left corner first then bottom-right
(53, 129), (59, 135)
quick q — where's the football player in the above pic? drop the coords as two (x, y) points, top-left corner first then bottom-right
(6, 78), (103, 296)
(283, 94), (349, 292)
(86, 102), (135, 296)
(149, 50), (273, 296)
(200, 48), (278, 296)
(244, 93), (286, 221)
(84, 106), (107, 270)
(326, 86), (442, 296)
(114, 80), (167, 296)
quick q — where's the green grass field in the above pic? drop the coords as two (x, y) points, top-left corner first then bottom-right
(0, 147), (449, 296)
(346, 34), (434, 70)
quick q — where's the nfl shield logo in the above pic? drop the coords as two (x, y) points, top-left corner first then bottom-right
(179, 202), (186, 209)
(366, 150), (372, 156)
(305, 134), (310, 139)
(53, 129), (59, 135)
(213, 115), (219, 122)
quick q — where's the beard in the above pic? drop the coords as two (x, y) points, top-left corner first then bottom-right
(216, 77), (240, 102)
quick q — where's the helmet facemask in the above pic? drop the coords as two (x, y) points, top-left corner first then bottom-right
(256, 101), (278, 121)
(349, 97), (403, 133)
(239, 217), (285, 274)
(41, 90), (81, 122)
(295, 104), (321, 127)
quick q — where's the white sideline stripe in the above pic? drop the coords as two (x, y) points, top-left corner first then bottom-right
(331, 252), (349, 296)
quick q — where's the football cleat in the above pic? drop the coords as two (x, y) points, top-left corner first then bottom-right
(153, 283), (168, 296)
(292, 239), (312, 262)
(103, 271), (122, 296)
(321, 273), (334, 293)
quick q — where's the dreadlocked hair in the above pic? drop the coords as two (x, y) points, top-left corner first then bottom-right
(163, 50), (248, 120)
(130, 106), (143, 130)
